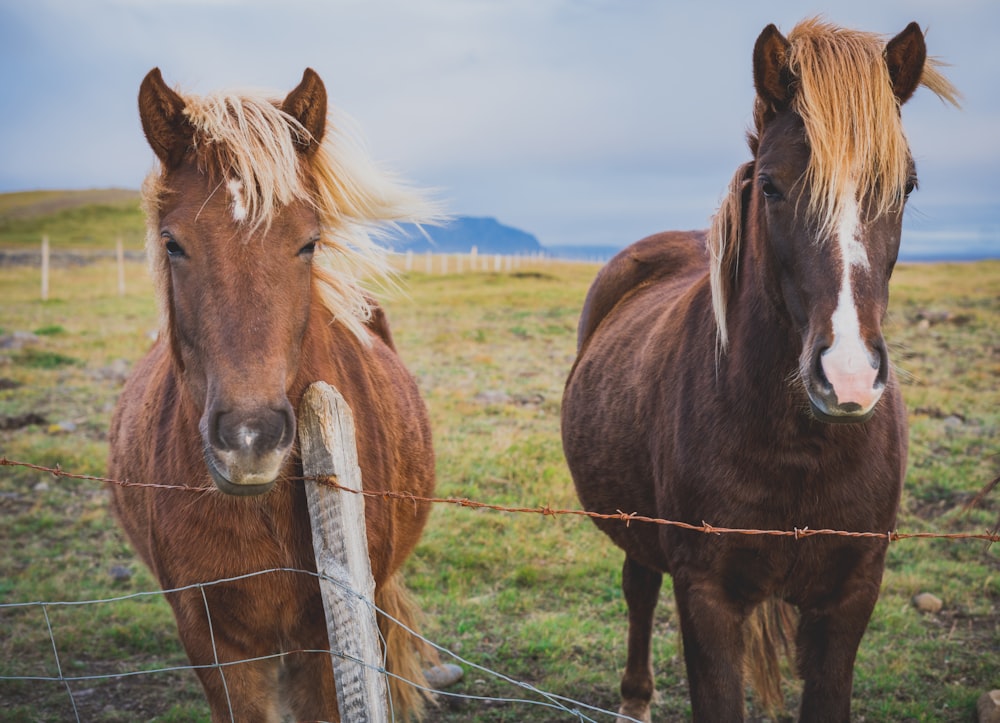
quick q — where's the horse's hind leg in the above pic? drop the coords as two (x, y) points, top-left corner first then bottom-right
(617, 556), (662, 723)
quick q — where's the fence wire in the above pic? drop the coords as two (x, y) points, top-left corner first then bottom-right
(0, 567), (637, 722)
(2, 457), (997, 544)
(0, 455), (996, 721)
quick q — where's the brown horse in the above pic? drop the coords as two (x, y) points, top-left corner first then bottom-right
(108, 68), (438, 721)
(562, 19), (958, 722)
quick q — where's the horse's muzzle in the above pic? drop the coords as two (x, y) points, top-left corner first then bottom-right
(805, 337), (888, 424)
(201, 402), (296, 495)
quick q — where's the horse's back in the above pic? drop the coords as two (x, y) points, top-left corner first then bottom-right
(576, 231), (707, 352)
(564, 230), (710, 572)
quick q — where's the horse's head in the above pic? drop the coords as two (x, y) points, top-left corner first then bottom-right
(137, 69), (332, 494)
(138, 67), (434, 495)
(713, 19), (957, 424)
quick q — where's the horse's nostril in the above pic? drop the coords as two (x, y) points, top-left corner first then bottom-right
(211, 404), (295, 455)
(813, 347), (830, 388)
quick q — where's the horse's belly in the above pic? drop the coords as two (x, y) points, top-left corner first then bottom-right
(563, 341), (670, 571)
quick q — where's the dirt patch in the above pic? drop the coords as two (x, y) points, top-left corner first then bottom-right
(0, 413), (47, 431)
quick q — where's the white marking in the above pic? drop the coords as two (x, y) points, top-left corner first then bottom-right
(830, 187), (868, 359)
(821, 185), (880, 409)
(239, 426), (257, 450)
(228, 179), (248, 222)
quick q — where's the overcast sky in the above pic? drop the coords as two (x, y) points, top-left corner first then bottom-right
(1, 0), (996, 255)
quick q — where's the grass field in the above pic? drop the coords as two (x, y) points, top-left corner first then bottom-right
(0, 198), (997, 721)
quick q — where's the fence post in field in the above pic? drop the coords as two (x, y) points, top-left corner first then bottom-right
(116, 237), (126, 296)
(405, 249), (413, 272)
(40, 235), (50, 301)
(299, 382), (389, 723)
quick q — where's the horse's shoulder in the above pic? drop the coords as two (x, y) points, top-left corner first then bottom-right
(576, 231), (707, 350)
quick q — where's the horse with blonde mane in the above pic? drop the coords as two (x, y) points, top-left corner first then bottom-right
(108, 68), (437, 721)
(562, 19), (958, 722)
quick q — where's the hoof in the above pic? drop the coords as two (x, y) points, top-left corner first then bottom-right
(617, 699), (652, 723)
(423, 663), (464, 690)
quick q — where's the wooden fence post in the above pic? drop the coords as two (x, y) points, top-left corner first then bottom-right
(116, 237), (126, 296)
(299, 382), (389, 723)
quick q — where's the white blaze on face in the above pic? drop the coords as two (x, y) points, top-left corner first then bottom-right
(820, 185), (882, 410)
(228, 179), (248, 222)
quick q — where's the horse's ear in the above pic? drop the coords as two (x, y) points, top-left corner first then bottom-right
(282, 68), (327, 154)
(885, 22), (927, 104)
(753, 24), (794, 114)
(138, 68), (192, 169)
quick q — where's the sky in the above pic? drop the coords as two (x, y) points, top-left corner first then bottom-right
(1, 0), (997, 257)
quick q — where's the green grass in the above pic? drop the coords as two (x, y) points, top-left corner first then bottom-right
(0, 209), (997, 720)
(0, 190), (144, 250)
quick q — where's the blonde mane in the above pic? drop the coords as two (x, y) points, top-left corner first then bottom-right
(141, 86), (438, 344)
(784, 18), (957, 233)
(708, 18), (959, 349)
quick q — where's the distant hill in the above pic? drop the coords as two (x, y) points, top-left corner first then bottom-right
(0, 189), (140, 219)
(0, 189), (146, 250)
(0, 192), (547, 257)
(384, 216), (545, 255)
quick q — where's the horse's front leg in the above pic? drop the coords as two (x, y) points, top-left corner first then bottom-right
(795, 557), (885, 722)
(617, 556), (663, 723)
(170, 590), (283, 722)
(280, 648), (339, 722)
(673, 572), (748, 721)
(195, 657), (282, 723)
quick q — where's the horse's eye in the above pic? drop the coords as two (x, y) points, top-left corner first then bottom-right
(298, 240), (317, 258)
(162, 233), (186, 258)
(759, 176), (782, 201)
(904, 177), (917, 198)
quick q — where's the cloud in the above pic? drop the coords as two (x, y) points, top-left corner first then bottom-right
(0, 0), (996, 250)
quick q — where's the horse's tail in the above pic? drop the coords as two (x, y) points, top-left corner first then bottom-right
(376, 572), (439, 720)
(744, 598), (798, 715)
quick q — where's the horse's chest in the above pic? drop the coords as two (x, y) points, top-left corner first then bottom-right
(153, 492), (313, 584)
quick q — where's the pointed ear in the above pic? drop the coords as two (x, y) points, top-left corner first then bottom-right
(885, 22), (927, 104)
(138, 68), (192, 168)
(282, 68), (327, 154)
(753, 24), (794, 115)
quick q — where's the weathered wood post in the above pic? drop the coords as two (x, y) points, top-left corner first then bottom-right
(116, 237), (126, 296)
(299, 381), (389, 723)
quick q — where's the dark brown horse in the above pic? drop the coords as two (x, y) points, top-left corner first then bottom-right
(108, 68), (438, 721)
(562, 19), (958, 722)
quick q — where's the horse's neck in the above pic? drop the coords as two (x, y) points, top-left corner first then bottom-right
(721, 259), (801, 403)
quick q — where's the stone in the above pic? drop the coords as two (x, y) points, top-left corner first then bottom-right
(912, 592), (943, 614)
(978, 690), (1000, 723)
(109, 565), (133, 583)
(47, 421), (77, 434)
(424, 663), (464, 690)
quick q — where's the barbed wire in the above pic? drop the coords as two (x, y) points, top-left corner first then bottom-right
(2, 456), (996, 544)
(0, 566), (632, 722)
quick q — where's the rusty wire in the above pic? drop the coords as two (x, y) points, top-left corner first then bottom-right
(3, 456), (996, 544)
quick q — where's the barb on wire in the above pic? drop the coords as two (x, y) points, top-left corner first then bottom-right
(1, 456), (997, 544)
(1, 566), (627, 721)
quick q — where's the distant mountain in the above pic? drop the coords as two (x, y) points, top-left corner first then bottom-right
(383, 216), (545, 255)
